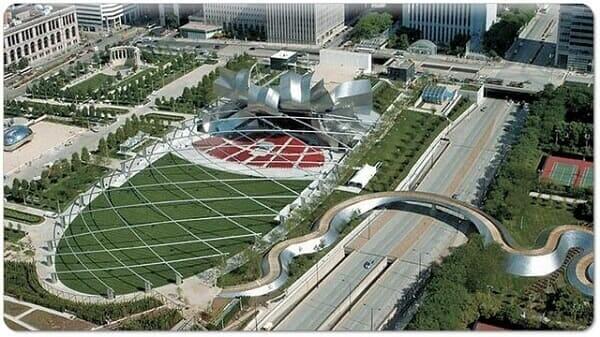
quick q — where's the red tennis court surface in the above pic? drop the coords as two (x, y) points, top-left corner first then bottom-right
(194, 135), (324, 169)
(540, 155), (593, 188)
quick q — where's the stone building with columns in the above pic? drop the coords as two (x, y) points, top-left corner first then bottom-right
(4, 4), (80, 68)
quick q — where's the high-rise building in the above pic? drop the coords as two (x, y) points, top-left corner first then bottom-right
(555, 4), (593, 72)
(4, 4), (80, 67)
(75, 4), (139, 32)
(202, 3), (344, 45)
(400, 3), (497, 50)
(344, 3), (370, 24)
(266, 3), (345, 45)
(202, 3), (266, 39)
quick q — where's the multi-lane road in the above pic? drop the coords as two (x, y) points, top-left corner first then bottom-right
(275, 98), (522, 331)
(505, 5), (559, 66)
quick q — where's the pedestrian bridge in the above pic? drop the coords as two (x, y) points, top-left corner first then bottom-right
(220, 191), (593, 298)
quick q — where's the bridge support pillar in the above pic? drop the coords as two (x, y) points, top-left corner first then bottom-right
(46, 255), (53, 266)
(279, 214), (287, 225)
(47, 240), (54, 251)
(50, 272), (58, 283)
(144, 280), (152, 293)
(175, 272), (183, 286)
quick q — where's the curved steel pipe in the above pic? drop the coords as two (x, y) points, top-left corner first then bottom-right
(220, 191), (593, 298)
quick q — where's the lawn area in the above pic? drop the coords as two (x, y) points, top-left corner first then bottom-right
(70, 73), (115, 93)
(364, 109), (447, 193)
(55, 153), (309, 295)
(4, 208), (44, 225)
(118, 68), (154, 89)
(4, 228), (26, 243)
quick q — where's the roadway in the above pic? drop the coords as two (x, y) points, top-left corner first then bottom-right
(275, 98), (522, 331)
(505, 5), (559, 66)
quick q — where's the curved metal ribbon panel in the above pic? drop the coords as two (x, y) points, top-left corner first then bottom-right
(331, 79), (373, 116)
(213, 68), (250, 103)
(248, 83), (281, 116)
(278, 72), (313, 111)
(219, 192), (593, 298)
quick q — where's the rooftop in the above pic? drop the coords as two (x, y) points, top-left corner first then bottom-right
(179, 21), (222, 32)
(389, 58), (414, 69)
(271, 50), (297, 60)
(4, 4), (73, 33)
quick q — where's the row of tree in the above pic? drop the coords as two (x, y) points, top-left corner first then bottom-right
(483, 84), (593, 225)
(4, 261), (164, 325)
(5, 146), (93, 206)
(96, 114), (167, 157)
(407, 235), (592, 330)
(5, 100), (126, 124)
(483, 6), (536, 57)
(349, 12), (393, 42)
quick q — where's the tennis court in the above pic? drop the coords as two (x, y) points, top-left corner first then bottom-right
(580, 168), (593, 188)
(540, 155), (593, 189)
(550, 163), (577, 186)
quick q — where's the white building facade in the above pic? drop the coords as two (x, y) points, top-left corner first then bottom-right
(202, 3), (344, 45)
(75, 4), (139, 32)
(266, 3), (345, 45)
(555, 4), (593, 72)
(203, 3), (266, 38)
(401, 3), (497, 49)
(4, 4), (80, 67)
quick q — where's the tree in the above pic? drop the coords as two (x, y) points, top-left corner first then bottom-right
(98, 138), (109, 156)
(40, 170), (50, 189)
(483, 7), (535, 57)
(348, 11), (394, 42)
(71, 152), (82, 171)
(397, 34), (410, 50)
(81, 147), (90, 163)
(448, 33), (470, 56)
(11, 179), (21, 202)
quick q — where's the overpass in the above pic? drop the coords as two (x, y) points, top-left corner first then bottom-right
(219, 191), (593, 299)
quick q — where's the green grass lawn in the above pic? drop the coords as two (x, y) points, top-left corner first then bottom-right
(70, 73), (114, 93)
(364, 110), (447, 193)
(55, 153), (308, 295)
(504, 198), (579, 249)
(4, 208), (44, 225)
(4, 228), (26, 243)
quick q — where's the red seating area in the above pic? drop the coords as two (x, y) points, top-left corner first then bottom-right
(194, 135), (324, 168)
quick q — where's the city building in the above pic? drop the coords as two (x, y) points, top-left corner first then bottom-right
(400, 4), (497, 50)
(344, 3), (370, 24)
(555, 4), (593, 72)
(180, 18), (222, 40)
(387, 59), (415, 84)
(270, 50), (298, 70)
(202, 3), (266, 40)
(4, 4), (80, 68)
(75, 4), (139, 32)
(266, 3), (345, 45)
(4, 124), (33, 152)
(202, 3), (345, 45)
(158, 4), (201, 28)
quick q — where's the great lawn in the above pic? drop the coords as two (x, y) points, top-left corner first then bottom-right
(55, 153), (308, 295)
